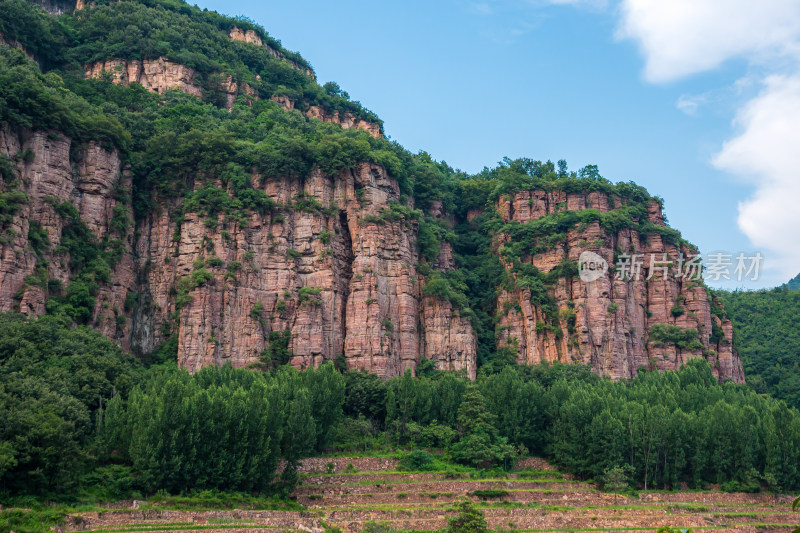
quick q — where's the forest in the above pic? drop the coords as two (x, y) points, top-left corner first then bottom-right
(716, 284), (800, 410)
(2, 311), (800, 503)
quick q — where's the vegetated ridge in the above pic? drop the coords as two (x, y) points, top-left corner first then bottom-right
(0, 0), (742, 383)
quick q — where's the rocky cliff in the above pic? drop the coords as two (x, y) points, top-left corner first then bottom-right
(0, 0), (743, 383)
(492, 189), (743, 382)
(0, 125), (136, 346)
(130, 163), (475, 378)
(0, 124), (474, 378)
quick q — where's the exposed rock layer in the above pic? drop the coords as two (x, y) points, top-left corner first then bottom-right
(84, 59), (382, 137)
(0, 133), (741, 381)
(132, 163), (475, 378)
(0, 125), (136, 346)
(493, 190), (744, 383)
(0, 126), (474, 378)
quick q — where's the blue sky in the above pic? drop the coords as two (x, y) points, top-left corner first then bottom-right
(194, 0), (800, 289)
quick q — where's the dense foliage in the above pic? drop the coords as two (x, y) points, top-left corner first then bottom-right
(3, 313), (799, 501)
(347, 361), (800, 492)
(102, 363), (345, 494)
(717, 285), (800, 410)
(0, 313), (141, 495)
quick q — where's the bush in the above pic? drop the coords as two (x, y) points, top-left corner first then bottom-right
(398, 450), (435, 472)
(446, 499), (488, 533)
(471, 489), (508, 499)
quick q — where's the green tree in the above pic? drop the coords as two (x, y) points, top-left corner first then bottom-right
(449, 386), (517, 468)
(446, 499), (488, 533)
(602, 465), (631, 504)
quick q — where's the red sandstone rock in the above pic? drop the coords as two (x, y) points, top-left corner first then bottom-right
(494, 189), (744, 383)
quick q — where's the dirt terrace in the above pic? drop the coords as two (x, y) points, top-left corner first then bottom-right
(63, 457), (798, 533)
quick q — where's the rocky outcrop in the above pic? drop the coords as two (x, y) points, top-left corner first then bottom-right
(0, 125), (135, 346)
(306, 106), (382, 139)
(131, 163), (475, 378)
(228, 27), (264, 47)
(85, 59), (204, 99)
(84, 60), (380, 135)
(270, 98), (383, 139)
(84, 59), (257, 109)
(493, 189), (745, 383)
(0, 124), (474, 377)
(421, 297), (477, 378)
(228, 26), (316, 80)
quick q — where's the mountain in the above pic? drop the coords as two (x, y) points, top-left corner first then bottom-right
(0, 0), (743, 382)
(786, 273), (800, 290)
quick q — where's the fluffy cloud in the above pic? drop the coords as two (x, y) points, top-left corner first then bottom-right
(616, 0), (800, 83)
(615, 0), (800, 281)
(712, 74), (800, 276)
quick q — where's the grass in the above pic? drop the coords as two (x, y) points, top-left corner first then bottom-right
(137, 491), (303, 511)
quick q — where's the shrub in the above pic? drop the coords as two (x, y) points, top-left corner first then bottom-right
(446, 499), (488, 533)
(298, 286), (323, 306)
(398, 450), (435, 472)
(471, 489), (508, 499)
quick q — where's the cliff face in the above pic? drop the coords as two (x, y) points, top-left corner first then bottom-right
(0, 127), (741, 382)
(0, 125), (136, 345)
(0, 127), (475, 377)
(128, 162), (476, 378)
(493, 189), (744, 383)
(84, 59), (382, 137)
(85, 59), (205, 99)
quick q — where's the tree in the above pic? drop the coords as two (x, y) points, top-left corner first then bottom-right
(446, 499), (488, 533)
(602, 465), (631, 504)
(449, 386), (517, 468)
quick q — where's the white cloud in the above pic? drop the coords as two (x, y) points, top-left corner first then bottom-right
(613, 0), (800, 281)
(675, 93), (708, 116)
(616, 0), (800, 83)
(712, 74), (800, 278)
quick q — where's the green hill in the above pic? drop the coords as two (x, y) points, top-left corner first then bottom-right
(716, 285), (800, 409)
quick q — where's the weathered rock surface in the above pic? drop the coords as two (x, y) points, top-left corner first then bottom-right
(85, 58), (204, 98)
(494, 189), (744, 383)
(130, 162), (474, 377)
(0, 125), (135, 347)
(305, 105), (383, 139)
(0, 123), (742, 382)
(0, 124), (474, 377)
(84, 59), (381, 136)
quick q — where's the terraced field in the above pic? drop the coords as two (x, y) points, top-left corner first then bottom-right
(62, 458), (797, 533)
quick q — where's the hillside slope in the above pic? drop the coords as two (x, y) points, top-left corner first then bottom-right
(0, 0), (742, 381)
(717, 285), (800, 408)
